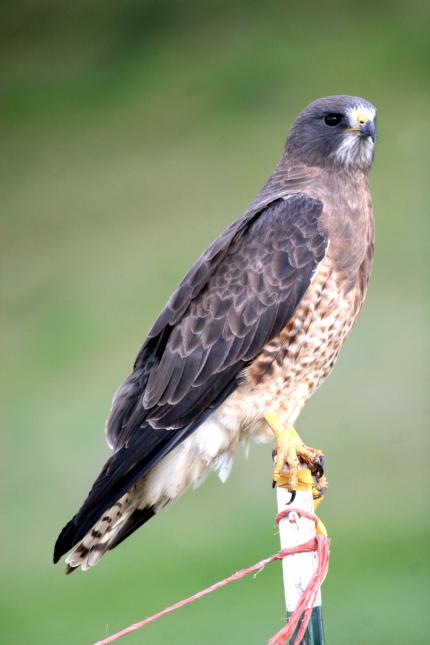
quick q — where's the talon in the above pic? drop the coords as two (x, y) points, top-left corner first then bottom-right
(264, 410), (327, 494)
(312, 454), (325, 473)
(311, 462), (324, 479)
(287, 490), (296, 505)
(295, 444), (324, 469)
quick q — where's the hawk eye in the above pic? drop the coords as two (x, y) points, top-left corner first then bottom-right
(324, 113), (342, 127)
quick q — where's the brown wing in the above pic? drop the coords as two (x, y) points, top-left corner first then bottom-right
(54, 194), (327, 562)
(107, 194), (327, 447)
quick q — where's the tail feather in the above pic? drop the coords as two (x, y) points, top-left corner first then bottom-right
(64, 479), (156, 573)
(53, 422), (195, 565)
(64, 491), (136, 573)
(108, 507), (156, 551)
(54, 383), (236, 569)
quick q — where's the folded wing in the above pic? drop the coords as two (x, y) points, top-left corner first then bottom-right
(54, 194), (327, 562)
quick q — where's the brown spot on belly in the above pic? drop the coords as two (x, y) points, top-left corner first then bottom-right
(234, 256), (363, 426)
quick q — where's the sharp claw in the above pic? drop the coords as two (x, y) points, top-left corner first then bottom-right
(287, 490), (296, 505)
(311, 463), (324, 478)
(311, 454), (325, 479)
(269, 419), (326, 495)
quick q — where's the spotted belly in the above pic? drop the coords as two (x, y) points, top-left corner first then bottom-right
(142, 256), (363, 506)
(216, 256), (362, 442)
(67, 258), (366, 569)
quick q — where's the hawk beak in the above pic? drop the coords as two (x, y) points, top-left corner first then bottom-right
(346, 107), (376, 142)
(359, 120), (376, 142)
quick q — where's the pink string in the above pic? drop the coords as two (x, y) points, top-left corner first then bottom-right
(95, 508), (329, 645)
(269, 535), (330, 645)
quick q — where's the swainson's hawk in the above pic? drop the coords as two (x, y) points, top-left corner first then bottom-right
(54, 95), (376, 572)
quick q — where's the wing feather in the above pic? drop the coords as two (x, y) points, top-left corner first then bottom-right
(108, 193), (326, 445)
(54, 194), (328, 562)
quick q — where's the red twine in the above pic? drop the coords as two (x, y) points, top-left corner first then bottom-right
(95, 508), (329, 645)
(270, 508), (330, 645)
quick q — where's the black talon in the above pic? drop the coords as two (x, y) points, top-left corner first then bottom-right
(287, 490), (296, 505)
(311, 463), (324, 479)
(311, 455), (325, 479)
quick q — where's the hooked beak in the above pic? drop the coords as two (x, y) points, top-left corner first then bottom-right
(346, 107), (377, 142)
(359, 119), (376, 142)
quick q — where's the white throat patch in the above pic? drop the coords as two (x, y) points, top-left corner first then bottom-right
(334, 133), (375, 168)
(334, 104), (376, 168)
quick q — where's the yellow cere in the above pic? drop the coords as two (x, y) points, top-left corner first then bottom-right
(356, 108), (373, 126)
(345, 106), (375, 133)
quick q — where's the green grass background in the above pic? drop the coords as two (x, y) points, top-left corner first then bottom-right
(1, 1), (429, 643)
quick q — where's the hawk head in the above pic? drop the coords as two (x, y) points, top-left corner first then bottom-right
(285, 95), (377, 171)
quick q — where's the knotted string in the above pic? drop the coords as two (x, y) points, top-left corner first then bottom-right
(95, 508), (329, 645)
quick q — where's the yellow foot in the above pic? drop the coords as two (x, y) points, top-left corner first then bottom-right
(264, 411), (326, 493)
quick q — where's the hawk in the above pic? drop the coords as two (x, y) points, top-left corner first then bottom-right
(54, 95), (376, 572)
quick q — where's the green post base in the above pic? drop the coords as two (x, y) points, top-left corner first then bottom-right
(287, 606), (325, 645)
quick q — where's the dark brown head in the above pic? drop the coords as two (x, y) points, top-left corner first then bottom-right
(285, 95), (377, 171)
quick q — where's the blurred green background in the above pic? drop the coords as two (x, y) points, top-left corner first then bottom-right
(1, 1), (429, 643)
